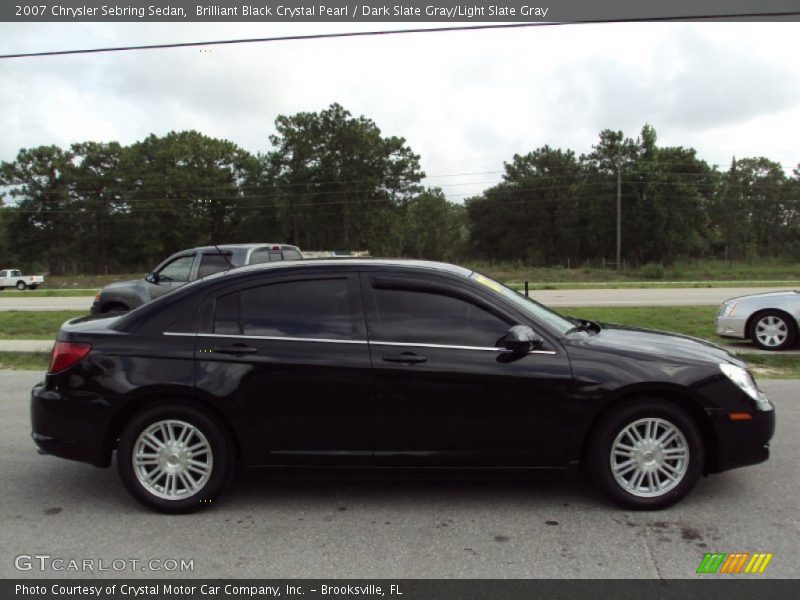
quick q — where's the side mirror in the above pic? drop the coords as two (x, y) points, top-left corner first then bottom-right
(144, 272), (158, 284)
(503, 325), (544, 353)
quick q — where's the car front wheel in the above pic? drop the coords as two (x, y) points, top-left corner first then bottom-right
(16, 281), (26, 290)
(117, 404), (234, 513)
(750, 310), (797, 351)
(587, 399), (704, 509)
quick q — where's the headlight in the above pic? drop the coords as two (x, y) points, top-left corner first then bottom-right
(722, 301), (739, 317)
(94, 292), (101, 302)
(719, 363), (772, 411)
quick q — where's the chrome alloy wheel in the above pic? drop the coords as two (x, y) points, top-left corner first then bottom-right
(755, 315), (789, 348)
(610, 417), (689, 498)
(132, 419), (213, 500)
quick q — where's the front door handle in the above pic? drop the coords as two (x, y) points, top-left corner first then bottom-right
(382, 352), (427, 364)
(211, 344), (259, 356)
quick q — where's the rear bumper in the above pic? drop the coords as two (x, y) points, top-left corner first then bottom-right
(30, 381), (112, 467)
(708, 406), (774, 473)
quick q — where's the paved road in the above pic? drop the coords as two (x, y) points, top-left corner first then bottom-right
(1, 287), (796, 311)
(1, 371), (797, 579)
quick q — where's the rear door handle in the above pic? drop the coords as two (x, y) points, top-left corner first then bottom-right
(211, 344), (259, 356)
(382, 352), (427, 364)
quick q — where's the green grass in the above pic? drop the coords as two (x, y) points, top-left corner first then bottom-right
(739, 354), (800, 379)
(469, 258), (800, 286)
(0, 311), (86, 340)
(0, 352), (50, 371)
(561, 305), (718, 341)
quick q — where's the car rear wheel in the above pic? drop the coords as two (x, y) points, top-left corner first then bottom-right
(750, 310), (796, 351)
(16, 281), (26, 290)
(117, 404), (234, 513)
(586, 399), (704, 509)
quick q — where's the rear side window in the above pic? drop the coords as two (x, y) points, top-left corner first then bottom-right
(371, 287), (510, 347)
(283, 248), (303, 260)
(198, 253), (232, 278)
(249, 248), (271, 265)
(213, 278), (356, 340)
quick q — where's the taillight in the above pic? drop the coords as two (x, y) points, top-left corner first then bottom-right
(49, 342), (92, 374)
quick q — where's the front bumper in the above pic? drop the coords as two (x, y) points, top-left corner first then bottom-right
(30, 381), (112, 467)
(716, 315), (747, 340)
(90, 301), (102, 315)
(707, 405), (774, 473)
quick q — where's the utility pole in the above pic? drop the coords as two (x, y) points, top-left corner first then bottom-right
(615, 156), (622, 270)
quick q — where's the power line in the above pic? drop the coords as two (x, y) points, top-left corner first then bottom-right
(2, 13), (800, 60)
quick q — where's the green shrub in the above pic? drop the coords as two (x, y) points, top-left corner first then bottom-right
(639, 263), (665, 280)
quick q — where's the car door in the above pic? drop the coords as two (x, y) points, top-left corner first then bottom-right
(362, 272), (574, 468)
(194, 272), (373, 466)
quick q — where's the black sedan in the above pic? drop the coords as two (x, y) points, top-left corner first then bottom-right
(31, 260), (774, 512)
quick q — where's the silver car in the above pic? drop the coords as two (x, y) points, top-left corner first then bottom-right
(716, 290), (800, 350)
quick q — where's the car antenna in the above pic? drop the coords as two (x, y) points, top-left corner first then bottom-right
(213, 244), (235, 271)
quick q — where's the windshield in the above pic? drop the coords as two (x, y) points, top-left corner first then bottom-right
(469, 272), (576, 336)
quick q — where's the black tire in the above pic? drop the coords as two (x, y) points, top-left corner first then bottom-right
(29, 285), (38, 290)
(586, 399), (704, 510)
(749, 310), (797, 351)
(117, 403), (234, 513)
(16, 281), (26, 290)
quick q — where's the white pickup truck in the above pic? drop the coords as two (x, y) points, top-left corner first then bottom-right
(0, 269), (45, 290)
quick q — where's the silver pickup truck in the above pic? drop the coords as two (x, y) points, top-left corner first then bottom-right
(90, 243), (302, 314)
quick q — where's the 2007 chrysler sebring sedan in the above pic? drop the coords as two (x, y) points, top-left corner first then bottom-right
(31, 260), (774, 513)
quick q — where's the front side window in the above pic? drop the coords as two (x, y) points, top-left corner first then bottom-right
(158, 256), (194, 283)
(371, 287), (510, 347)
(470, 272), (575, 335)
(213, 278), (356, 340)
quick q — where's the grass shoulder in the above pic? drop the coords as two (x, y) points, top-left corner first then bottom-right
(0, 311), (86, 340)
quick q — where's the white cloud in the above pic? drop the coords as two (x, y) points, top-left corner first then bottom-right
(0, 21), (798, 201)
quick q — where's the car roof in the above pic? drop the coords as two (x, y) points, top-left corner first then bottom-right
(227, 258), (473, 278)
(191, 243), (300, 252)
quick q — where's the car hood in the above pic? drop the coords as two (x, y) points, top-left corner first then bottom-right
(99, 278), (145, 295)
(724, 290), (800, 303)
(576, 323), (743, 367)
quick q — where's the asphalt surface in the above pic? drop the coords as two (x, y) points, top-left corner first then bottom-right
(1, 371), (797, 579)
(1, 286), (796, 311)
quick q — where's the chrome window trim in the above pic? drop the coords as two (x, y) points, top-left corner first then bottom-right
(370, 340), (557, 354)
(162, 332), (556, 354)
(165, 332), (368, 345)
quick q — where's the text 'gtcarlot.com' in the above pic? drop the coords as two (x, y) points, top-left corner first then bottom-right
(14, 554), (193, 572)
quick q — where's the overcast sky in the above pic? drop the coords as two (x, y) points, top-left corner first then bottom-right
(1, 21), (798, 200)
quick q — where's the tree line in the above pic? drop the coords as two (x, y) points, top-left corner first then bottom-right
(0, 104), (797, 274)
